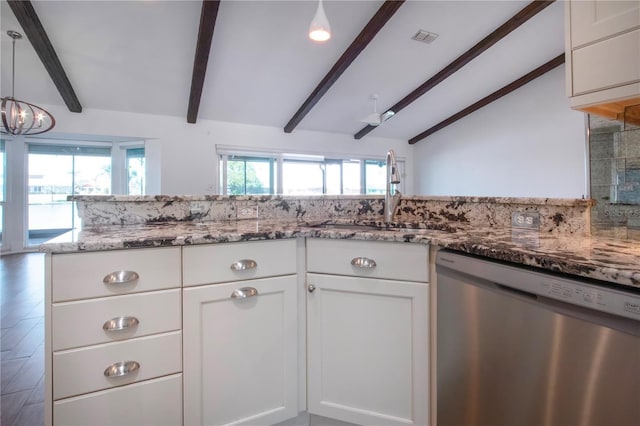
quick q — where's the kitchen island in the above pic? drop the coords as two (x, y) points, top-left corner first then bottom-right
(39, 195), (640, 426)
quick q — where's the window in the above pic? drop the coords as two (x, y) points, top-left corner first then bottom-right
(364, 160), (387, 194)
(27, 144), (112, 245)
(126, 147), (145, 195)
(223, 156), (275, 195)
(282, 159), (361, 195)
(282, 160), (324, 195)
(218, 146), (404, 196)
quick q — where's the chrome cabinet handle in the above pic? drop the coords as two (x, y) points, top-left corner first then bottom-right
(102, 316), (140, 332)
(104, 361), (140, 378)
(103, 270), (139, 285)
(308, 284), (316, 293)
(351, 257), (377, 269)
(230, 259), (258, 271)
(231, 287), (259, 299)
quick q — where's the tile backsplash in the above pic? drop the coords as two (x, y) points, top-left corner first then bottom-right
(590, 114), (640, 239)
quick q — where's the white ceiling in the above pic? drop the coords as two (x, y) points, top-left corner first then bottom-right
(0, 0), (565, 142)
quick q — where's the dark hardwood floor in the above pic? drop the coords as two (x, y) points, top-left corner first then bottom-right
(1, 253), (45, 426)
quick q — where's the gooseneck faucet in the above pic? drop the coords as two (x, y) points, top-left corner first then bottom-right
(384, 149), (402, 224)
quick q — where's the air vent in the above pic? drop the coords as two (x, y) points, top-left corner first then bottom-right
(411, 30), (438, 44)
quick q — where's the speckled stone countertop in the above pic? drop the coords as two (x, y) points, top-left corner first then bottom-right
(40, 218), (640, 290)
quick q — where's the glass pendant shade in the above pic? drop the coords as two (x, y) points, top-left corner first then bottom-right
(309, 0), (331, 42)
(1, 30), (55, 136)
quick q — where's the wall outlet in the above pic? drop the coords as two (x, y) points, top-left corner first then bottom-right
(190, 202), (208, 215)
(237, 204), (258, 219)
(511, 211), (540, 230)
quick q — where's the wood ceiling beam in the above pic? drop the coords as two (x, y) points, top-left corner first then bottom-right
(7, 0), (82, 113)
(187, 0), (220, 124)
(354, 0), (555, 140)
(284, 0), (405, 133)
(408, 53), (565, 145)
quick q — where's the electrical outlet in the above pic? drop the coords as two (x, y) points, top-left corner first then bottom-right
(190, 202), (207, 215)
(237, 204), (258, 219)
(511, 212), (540, 230)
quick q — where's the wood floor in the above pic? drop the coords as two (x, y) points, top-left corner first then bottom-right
(1, 253), (45, 426)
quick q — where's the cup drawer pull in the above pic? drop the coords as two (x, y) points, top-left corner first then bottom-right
(230, 259), (258, 271)
(351, 257), (377, 269)
(103, 270), (139, 285)
(231, 287), (259, 299)
(103, 361), (140, 378)
(102, 316), (140, 332)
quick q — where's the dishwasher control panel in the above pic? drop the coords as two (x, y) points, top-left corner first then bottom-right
(435, 250), (640, 322)
(538, 278), (640, 321)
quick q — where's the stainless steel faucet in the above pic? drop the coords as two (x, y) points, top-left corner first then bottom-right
(384, 149), (401, 224)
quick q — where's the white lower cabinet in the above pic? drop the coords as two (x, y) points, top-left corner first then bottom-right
(47, 247), (183, 426)
(48, 238), (430, 426)
(306, 238), (430, 426)
(183, 275), (299, 426)
(306, 274), (429, 426)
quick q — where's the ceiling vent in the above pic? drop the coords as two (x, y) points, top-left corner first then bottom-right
(411, 30), (438, 44)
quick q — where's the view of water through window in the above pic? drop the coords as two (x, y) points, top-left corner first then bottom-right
(27, 148), (111, 245)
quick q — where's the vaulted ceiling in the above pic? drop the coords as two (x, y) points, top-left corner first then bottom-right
(0, 0), (565, 143)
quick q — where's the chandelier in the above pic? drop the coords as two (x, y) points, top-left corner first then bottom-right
(1, 30), (55, 136)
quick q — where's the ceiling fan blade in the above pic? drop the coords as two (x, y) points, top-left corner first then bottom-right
(360, 112), (381, 126)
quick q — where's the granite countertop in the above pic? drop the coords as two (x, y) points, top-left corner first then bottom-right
(40, 219), (640, 290)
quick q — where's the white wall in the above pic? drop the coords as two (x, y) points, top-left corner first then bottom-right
(39, 106), (413, 195)
(412, 67), (588, 198)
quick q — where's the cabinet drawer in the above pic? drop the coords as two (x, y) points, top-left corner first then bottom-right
(307, 239), (428, 282)
(53, 331), (181, 400)
(52, 247), (181, 302)
(54, 374), (182, 426)
(52, 289), (181, 351)
(183, 239), (297, 286)
(572, 28), (640, 95)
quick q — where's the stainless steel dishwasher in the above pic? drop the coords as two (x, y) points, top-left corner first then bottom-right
(436, 250), (640, 426)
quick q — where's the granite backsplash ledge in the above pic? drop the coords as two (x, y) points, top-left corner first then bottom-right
(71, 195), (593, 235)
(397, 196), (593, 234)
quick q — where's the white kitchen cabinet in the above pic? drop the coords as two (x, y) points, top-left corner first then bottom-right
(182, 239), (299, 426)
(306, 239), (429, 426)
(45, 247), (182, 426)
(183, 276), (298, 426)
(566, 0), (640, 119)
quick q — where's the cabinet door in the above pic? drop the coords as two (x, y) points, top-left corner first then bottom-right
(570, 0), (640, 48)
(306, 273), (429, 426)
(183, 276), (298, 426)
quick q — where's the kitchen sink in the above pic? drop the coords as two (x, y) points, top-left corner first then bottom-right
(308, 222), (459, 233)
(309, 223), (415, 232)
(310, 223), (386, 231)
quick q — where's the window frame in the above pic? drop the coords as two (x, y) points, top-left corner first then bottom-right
(216, 145), (405, 196)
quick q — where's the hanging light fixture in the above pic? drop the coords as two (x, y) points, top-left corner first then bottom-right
(309, 0), (331, 42)
(1, 30), (55, 136)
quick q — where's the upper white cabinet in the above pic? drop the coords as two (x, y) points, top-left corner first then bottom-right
(566, 0), (640, 119)
(569, 0), (640, 47)
(306, 239), (429, 426)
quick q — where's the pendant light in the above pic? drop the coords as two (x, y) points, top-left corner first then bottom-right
(309, 0), (331, 42)
(1, 30), (55, 136)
